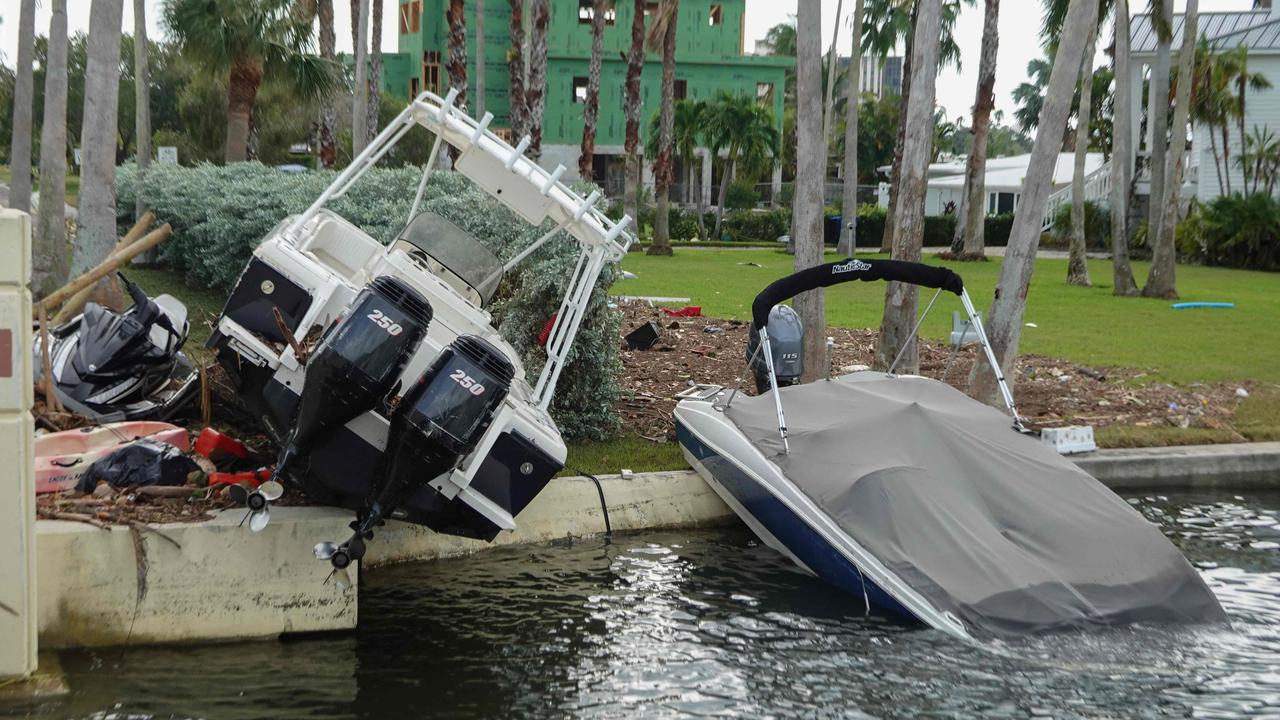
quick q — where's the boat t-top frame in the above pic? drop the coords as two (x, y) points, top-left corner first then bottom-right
(279, 89), (635, 412)
(749, 258), (1024, 453)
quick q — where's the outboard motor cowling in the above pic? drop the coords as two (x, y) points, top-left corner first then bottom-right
(747, 304), (804, 393)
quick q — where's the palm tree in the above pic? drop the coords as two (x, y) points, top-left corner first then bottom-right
(70, 0), (125, 295)
(875, 0), (943, 375)
(646, 0), (678, 257)
(474, 0), (485, 114)
(969, 0), (1099, 406)
(33, 0), (70, 298)
(1144, 0), (1173, 258)
(623, 0), (645, 225)
(1143, 0), (1198, 300)
(7, 0), (35, 212)
(133, 0), (151, 220)
(1109, 0), (1139, 296)
(822, 0), (845, 156)
(164, 0), (334, 163)
(352, 0), (370, 152)
(507, 0), (528, 140)
(526, 0), (550, 159)
(1228, 46), (1273, 193)
(317, 0), (338, 167)
(698, 94), (779, 241)
(446, 0), (467, 109)
(837, 0), (865, 256)
(1067, 22), (1098, 288)
(648, 99), (708, 235)
(367, 0), (383, 139)
(795, 0), (827, 381)
(950, 0), (1000, 261)
(1011, 57), (1053, 135)
(578, 0), (607, 181)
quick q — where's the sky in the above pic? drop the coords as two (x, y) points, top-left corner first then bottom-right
(1, 0), (1260, 123)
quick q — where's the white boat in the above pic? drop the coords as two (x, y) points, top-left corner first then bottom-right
(675, 259), (1226, 640)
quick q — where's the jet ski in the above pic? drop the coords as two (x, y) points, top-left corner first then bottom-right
(674, 258), (1226, 640)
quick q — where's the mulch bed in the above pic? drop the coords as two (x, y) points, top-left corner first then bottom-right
(613, 299), (1252, 442)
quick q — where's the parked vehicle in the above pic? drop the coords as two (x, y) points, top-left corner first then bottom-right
(674, 258), (1226, 640)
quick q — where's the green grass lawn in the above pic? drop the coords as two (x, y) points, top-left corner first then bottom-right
(620, 249), (1280, 385)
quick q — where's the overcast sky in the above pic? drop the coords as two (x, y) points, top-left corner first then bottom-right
(1, 0), (1259, 122)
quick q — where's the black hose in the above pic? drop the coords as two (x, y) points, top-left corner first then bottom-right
(571, 467), (612, 539)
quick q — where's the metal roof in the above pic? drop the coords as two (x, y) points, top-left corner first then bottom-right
(1131, 11), (1280, 55)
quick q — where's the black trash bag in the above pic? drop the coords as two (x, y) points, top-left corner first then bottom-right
(77, 438), (200, 493)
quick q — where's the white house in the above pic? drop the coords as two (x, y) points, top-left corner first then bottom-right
(1130, 3), (1280, 202)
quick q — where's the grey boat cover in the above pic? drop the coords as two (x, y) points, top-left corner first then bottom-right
(725, 372), (1226, 638)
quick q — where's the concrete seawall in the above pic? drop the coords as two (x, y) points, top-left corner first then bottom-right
(33, 442), (1280, 649)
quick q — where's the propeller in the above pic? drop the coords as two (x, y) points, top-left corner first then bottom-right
(238, 480), (283, 532)
(315, 535), (364, 591)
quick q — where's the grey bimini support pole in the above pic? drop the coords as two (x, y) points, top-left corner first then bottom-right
(958, 288), (1025, 428)
(758, 328), (790, 453)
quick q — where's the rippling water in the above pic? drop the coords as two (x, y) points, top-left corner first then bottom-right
(7, 491), (1280, 719)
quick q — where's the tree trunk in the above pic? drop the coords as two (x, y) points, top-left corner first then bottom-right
(368, 0), (383, 138)
(693, 156), (707, 238)
(70, 0), (125, 308)
(874, 0), (942, 375)
(474, 0), (485, 115)
(579, 0), (606, 181)
(1067, 24), (1096, 288)
(224, 57), (264, 163)
(951, 0), (999, 260)
(352, 0), (371, 155)
(1143, 0), (1197, 300)
(446, 0), (468, 109)
(623, 0), (645, 225)
(318, 0), (338, 168)
(968, 0), (1099, 406)
(33, 0), (70, 298)
(1109, 0), (1139, 296)
(822, 0), (844, 157)
(881, 2), (917, 254)
(795, 0), (827, 381)
(712, 156), (734, 241)
(506, 0), (528, 140)
(133, 0), (151, 219)
(1144, 0), (1172, 252)
(526, 0), (550, 160)
(7, 0), (36, 212)
(648, 0), (678, 257)
(837, 0), (865, 256)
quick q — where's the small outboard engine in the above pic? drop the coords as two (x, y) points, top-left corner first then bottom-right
(747, 304), (804, 394)
(316, 334), (515, 579)
(246, 276), (433, 531)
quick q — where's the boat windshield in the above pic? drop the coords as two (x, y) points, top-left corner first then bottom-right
(393, 212), (503, 306)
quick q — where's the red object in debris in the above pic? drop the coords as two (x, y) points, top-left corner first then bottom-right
(660, 306), (702, 317)
(538, 313), (559, 347)
(207, 470), (271, 488)
(194, 427), (251, 461)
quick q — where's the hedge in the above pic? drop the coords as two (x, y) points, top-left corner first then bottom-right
(116, 162), (622, 440)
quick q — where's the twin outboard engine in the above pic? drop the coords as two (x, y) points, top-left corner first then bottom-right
(246, 276), (433, 531)
(316, 334), (514, 582)
(747, 304), (804, 394)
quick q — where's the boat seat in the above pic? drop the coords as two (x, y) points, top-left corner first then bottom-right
(298, 213), (383, 282)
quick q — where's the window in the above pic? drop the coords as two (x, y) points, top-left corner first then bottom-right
(578, 0), (616, 25)
(709, 4), (723, 26)
(410, 77), (420, 96)
(399, 2), (410, 34)
(644, 2), (659, 18)
(411, 0), (421, 33)
(573, 76), (589, 103)
(674, 79), (687, 100)
(423, 50), (441, 92)
(756, 82), (773, 103)
(988, 192), (1017, 215)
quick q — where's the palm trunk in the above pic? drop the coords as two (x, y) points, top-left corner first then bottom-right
(367, 0), (383, 137)
(968, 0), (1099, 406)
(33, 0), (70, 298)
(70, 0), (125, 306)
(318, 0), (338, 168)
(1208, 131), (1225, 198)
(795, 0), (827, 381)
(8, 0), (36, 212)
(881, 2), (917, 254)
(1109, 0), (1139, 296)
(1145, 0), (1173, 252)
(837, 0), (865, 256)
(525, 0), (550, 160)
(446, 0), (468, 109)
(693, 157), (707, 238)
(224, 57), (264, 163)
(133, 0), (151, 219)
(578, 0), (606, 181)
(507, 0), (527, 140)
(648, 0), (678, 257)
(474, 0), (485, 115)
(712, 155), (734, 241)
(1144, 0), (1197, 300)
(1221, 125), (1233, 194)
(952, 0), (999, 260)
(352, 0), (371, 155)
(822, 0), (844, 156)
(623, 0), (645, 226)
(874, 0), (942, 375)
(1067, 24), (1096, 288)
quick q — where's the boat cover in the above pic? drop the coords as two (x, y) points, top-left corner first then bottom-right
(724, 372), (1226, 637)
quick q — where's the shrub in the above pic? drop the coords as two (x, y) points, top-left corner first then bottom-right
(722, 209), (790, 242)
(117, 162), (622, 439)
(983, 213), (1015, 247)
(923, 215), (957, 247)
(1049, 200), (1111, 249)
(724, 180), (761, 210)
(668, 208), (702, 241)
(1198, 193), (1280, 271)
(854, 204), (887, 247)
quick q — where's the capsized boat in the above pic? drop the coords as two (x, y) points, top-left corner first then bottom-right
(675, 258), (1226, 640)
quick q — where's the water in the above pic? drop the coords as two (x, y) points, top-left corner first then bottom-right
(7, 491), (1280, 719)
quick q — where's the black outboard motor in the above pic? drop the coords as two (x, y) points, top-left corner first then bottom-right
(316, 334), (514, 579)
(747, 304), (804, 393)
(247, 276), (433, 531)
